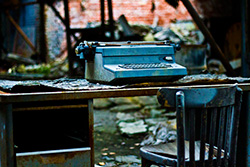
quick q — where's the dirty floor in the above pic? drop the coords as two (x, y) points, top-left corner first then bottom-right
(94, 109), (145, 166)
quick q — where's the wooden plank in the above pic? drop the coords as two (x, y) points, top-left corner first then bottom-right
(229, 88), (242, 166)
(208, 108), (217, 167)
(0, 83), (250, 103)
(216, 107), (226, 166)
(224, 106), (232, 167)
(189, 109), (195, 167)
(176, 91), (185, 167)
(199, 108), (207, 167)
(5, 11), (37, 53)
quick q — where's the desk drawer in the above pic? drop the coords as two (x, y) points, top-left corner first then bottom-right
(16, 147), (91, 167)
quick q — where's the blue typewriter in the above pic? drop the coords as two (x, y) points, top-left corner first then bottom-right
(75, 41), (187, 84)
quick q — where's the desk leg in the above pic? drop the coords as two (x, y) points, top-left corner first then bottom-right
(0, 104), (14, 167)
(88, 99), (94, 167)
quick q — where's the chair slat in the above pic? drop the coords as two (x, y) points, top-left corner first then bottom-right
(199, 108), (207, 167)
(224, 106), (232, 167)
(189, 109), (196, 167)
(208, 108), (218, 167)
(176, 91), (185, 167)
(229, 88), (242, 166)
(217, 107), (226, 166)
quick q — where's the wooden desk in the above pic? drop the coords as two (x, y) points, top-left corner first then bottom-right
(1, 83), (250, 167)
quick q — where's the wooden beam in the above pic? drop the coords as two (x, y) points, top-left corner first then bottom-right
(5, 10), (38, 54)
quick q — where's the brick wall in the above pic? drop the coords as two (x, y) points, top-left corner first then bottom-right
(66, 0), (196, 28)
(45, 0), (198, 58)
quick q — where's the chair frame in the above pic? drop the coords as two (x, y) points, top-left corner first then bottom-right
(140, 85), (242, 167)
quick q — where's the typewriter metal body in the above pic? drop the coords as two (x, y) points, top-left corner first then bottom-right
(75, 41), (187, 84)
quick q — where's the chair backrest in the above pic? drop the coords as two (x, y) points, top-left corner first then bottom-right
(157, 85), (242, 167)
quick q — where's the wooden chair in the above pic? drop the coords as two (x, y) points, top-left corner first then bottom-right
(140, 85), (242, 167)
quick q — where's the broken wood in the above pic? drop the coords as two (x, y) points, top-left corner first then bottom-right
(5, 10), (38, 54)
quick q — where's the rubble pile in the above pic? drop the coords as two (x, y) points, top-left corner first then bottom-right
(115, 19), (204, 44)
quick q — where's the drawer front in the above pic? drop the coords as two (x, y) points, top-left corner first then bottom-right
(16, 148), (91, 167)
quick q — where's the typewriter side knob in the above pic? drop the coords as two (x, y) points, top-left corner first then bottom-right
(75, 42), (96, 61)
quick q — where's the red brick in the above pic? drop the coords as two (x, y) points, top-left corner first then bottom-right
(57, 0), (199, 28)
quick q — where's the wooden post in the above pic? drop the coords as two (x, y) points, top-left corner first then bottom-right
(241, 0), (250, 77)
(38, 1), (48, 63)
(63, 0), (73, 76)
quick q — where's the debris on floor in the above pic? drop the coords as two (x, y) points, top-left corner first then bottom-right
(94, 95), (178, 166)
(115, 155), (141, 164)
(141, 122), (177, 146)
(118, 120), (148, 136)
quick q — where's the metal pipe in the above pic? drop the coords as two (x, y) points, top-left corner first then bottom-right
(181, 0), (237, 76)
(107, 0), (114, 40)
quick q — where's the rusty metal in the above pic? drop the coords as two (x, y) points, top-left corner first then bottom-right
(16, 148), (91, 167)
(175, 45), (207, 74)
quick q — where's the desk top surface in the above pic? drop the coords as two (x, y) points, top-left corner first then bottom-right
(0, 74), (250, 103)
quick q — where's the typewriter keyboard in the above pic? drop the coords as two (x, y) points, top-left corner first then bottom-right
(118, 63), (172, 69)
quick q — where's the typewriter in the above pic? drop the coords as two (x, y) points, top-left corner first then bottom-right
(75, 41), (187, 85)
